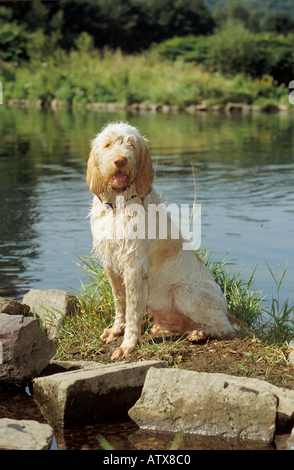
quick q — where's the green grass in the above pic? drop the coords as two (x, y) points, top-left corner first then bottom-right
(53, 250), (294, 362)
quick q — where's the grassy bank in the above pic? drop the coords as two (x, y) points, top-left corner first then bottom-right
(1, 31), (291, 111)
(52, 251), (294, 387)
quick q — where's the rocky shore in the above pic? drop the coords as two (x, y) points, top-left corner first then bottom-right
(1, 290), (294, 450)
(5, 98), (293, 114)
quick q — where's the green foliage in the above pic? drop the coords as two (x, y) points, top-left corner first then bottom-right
(262, 10), (294, 34)
(205, 0), (294, 18)
(154, 24), (294, 85)
(213, 0), (261, 31)
(200, 250), (264, 329)
(1, 41), (289, 107)
(259, 261), (294, 344)
(0, 0), (215, 55)
(0, 21), (30, 61)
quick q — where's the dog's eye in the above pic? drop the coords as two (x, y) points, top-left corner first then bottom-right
(104, 142), (112, 149)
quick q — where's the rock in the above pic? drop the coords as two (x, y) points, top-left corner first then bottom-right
(252, 105), (262, 112)
(128, 368), (278, 443)
(50, 99), (65, 109)
(138, 101), (153, 112)
(286, 427), (294, 450)
(170, 105), (183, 112)
(33, 360), (168, 426)
(213, 372), (294, 429)
(40, 359), (110, 377)
(241, 104), (252, 114)
(211, 104), (225, 112)
(0, 297), (30, 316)
(195, 102), (207, 112)
(22, 289), (79, 339)
(127, 102), (140, 112)
(185, 103), (207, 113)
(161, 105), (171, 113)
(0, 313), (56, 389)
(278, 103), (288, 112)
(0, 418), (53, 450)
(225, 102), (244, 113)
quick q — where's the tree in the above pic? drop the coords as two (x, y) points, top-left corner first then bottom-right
(262, 10), (294, 35)
(214, 0), (260, 32)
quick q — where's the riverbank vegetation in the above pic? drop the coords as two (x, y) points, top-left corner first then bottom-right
(0, 1), (293, 110)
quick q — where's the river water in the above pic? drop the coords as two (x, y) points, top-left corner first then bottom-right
(0, 106), (293, 308)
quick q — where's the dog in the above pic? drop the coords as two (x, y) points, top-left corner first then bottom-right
(87, 121), (237, 360)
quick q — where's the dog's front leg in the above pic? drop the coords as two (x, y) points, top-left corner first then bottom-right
(100, 264), (126, 344)
(111, 267), (148, 360)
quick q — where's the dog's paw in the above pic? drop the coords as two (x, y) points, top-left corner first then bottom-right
(100, 326), (124, 344)
(188, 329), (207, 342)
(151, 325), (171, 334)
(111, 346), (132, 361)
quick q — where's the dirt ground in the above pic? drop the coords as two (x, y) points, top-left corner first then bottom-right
(65, 333), (294, 391)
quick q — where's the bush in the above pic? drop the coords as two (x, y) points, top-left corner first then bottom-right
(0, 21), (30, 61)
(153, 25), (294, 85)
(262, 10), (294, 35)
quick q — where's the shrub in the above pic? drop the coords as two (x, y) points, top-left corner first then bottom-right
(0, 21), (30, 61)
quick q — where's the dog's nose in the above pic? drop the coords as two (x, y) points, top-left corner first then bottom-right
(113, 157), (127, 168)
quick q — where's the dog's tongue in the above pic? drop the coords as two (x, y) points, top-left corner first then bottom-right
(112, 172), (128, 183)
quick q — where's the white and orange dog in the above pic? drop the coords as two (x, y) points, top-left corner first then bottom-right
(87, 122), (237, 360)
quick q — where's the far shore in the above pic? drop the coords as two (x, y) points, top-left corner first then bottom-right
(4, 98), (294, 114)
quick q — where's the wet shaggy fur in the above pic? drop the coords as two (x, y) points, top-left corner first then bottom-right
(87, 121), (237, 360)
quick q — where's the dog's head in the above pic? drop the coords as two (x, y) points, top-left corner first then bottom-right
(86, 122), (154, 201)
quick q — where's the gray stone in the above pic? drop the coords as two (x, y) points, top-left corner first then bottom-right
(210, 104), (226, 112)
(161, 105), (171, 113)
(0, 297), (30, 316)
(33, 360), (168, 426)
(0, 313), (56, 389)
(225, 102), (244, 113)
(195, 102), (207, 112)
(0, 418), (53, 450)
(286, 427), (294, 450)
(212, 372), (294, 429)
(128, 368), (278, 443)
(185, 105), (198, 114)
(22, 289), (79, 338)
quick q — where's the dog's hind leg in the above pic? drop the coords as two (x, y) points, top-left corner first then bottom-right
(171, 281), (236, 340)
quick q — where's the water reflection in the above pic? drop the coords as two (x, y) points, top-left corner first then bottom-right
(0, 106), (293, 306)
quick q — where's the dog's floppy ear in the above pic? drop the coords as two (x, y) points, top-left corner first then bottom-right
(134, 139), (154, 201)
(86, 149), (107, 200)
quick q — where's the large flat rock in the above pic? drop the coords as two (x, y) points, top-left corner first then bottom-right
(33, 360), (168, 426)
(128, 368), (279, 443)
(0, 314), (56, 389)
